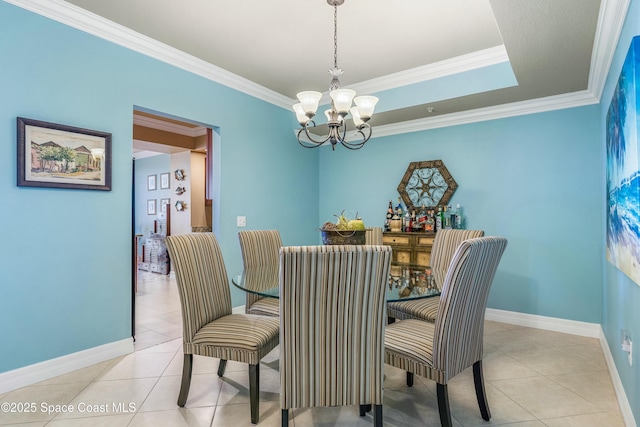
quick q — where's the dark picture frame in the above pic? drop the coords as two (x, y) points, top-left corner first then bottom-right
(17, 117), (112, 191)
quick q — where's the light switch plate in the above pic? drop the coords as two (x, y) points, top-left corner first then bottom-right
(237, 216), (246, 227)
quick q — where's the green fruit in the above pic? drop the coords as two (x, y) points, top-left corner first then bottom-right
(348, 219), (365, 230)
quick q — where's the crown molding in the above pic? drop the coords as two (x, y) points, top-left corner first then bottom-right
(588, 0), (630, 100)
(371, 90), (599, 139)
(4, 0), (293, 109)
(350, 45), (510, 95)
(133, 115), (206, 137)
(312, 45), (511, 106)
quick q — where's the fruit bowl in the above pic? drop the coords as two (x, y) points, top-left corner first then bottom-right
(320, 229), (367, 245)
(320, 210), (366, 244)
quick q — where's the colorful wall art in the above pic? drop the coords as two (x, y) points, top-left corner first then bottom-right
(606, 36), (640, 286)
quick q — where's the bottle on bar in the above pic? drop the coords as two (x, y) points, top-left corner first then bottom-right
(385, 200), (393, 231)
(417, 204), (427, 231)
(425, 209), (435, 232)
(404, 208), (412, 232)
(435, 206), (443, 231)
(395, 197), (404, 220)
(455, 204), (463, 229)
(448, 204), (456, 229)
(442, 205), (451, 229)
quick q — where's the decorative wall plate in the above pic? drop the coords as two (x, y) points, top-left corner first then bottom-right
(397, 160), (457, 211)
(174, 168), (186, 181)
(175, 200), (187, 211)
(175, 185), (186, 195)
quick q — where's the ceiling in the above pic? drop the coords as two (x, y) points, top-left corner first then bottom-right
(8, 0), (629, 146)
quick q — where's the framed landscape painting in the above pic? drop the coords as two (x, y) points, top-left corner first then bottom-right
(17, 117), (112, 191)
(606, 36), (640, 286)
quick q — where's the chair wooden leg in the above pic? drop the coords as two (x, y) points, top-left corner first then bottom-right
(177, 354), (193, 407)
(373, 404), (382, 427)
(249, 364), (260, 424)
(406, 371), (414, 387)
(281, 409), (289, 426)
(473, 360), (491, 421)
(217, 359), (227, 377)
(437, 383), (453, 427)
(359, 404), (372, 415)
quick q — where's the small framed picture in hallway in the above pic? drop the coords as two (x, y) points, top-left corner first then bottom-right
(147, 174), (157, 191)
(160, 172), (170, 189)
(147, 199), (157, 215)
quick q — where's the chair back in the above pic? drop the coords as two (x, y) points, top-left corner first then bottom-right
(238, 229), (282, 268)
(238, 230), (282, 311)
(279, 245), (392, 410)
(165, 233), (232, 345)
(366, 227), (384, 245)
(430, 229), (484, 271)
(432, 236), (507, 381)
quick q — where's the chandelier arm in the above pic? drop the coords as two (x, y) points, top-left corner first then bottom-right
(338, 120), (348, 143)
(297, 123), (332, 148)
(297, 129), (322, 149)
(340, 125), (372, 150)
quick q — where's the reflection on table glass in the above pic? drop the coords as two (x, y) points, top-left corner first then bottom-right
(232, 262), (441, 302)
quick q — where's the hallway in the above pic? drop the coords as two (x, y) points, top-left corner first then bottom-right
(134, 271), (182, 351)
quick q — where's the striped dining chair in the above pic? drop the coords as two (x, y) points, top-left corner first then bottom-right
(365, 226), (384, 245)
(238, 229), (282, 317)
(165, 233), (279, 425)
(279, 245), (392, 427)
(385, 236), (507, 427)
(387, 229), (484, 323)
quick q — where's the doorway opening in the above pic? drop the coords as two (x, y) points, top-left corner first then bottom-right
(131, 108), (217, 350)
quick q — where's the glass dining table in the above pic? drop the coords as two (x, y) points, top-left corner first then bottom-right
(232, 262), (443, 302)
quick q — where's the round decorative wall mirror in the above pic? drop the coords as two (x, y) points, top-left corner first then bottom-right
(397, 160), (457, 211)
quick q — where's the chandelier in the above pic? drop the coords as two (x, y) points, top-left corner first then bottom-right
(293, 0), (379, 150)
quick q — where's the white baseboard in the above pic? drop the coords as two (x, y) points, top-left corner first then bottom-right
(599, 329), (638, 427)
(485, 308), (601, 338)
(486, 308), (636, 427)
(0, 338), (134, 394)
(232, 304), (246, 314)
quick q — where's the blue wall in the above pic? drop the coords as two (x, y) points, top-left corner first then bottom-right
(1, 2), (638, 422)
(0, 2), (319, 373)
(319, 106), (602, 323)
(601, 0), (640, 420)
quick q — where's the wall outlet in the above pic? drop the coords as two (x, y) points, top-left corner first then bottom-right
(236, 216), (246, 227)
(622, 339), (633, 366)
(622, 330), (632, 366)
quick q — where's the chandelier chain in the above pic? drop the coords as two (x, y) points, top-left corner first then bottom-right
(333, 4), (338, 70)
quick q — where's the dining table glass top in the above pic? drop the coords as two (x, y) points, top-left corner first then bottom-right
(232, 262), (443, 302)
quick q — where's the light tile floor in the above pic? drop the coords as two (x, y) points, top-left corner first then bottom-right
(0, 271), (626, 426)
